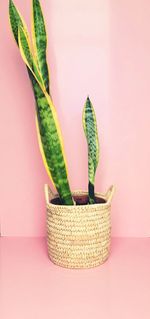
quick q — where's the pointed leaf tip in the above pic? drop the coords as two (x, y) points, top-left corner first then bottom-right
(86, 96), (91, 104)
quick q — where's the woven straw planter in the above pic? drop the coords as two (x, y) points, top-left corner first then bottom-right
(45, 185), (115, 269)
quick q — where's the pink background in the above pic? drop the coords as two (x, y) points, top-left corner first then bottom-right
(0, 0), (150, 237)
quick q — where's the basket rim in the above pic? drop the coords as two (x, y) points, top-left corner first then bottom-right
(46, 189), (113, 209)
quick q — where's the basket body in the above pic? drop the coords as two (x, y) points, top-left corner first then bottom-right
(45, 186), (114, 269)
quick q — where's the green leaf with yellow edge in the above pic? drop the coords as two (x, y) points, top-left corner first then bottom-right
(9, 1), (73, 205)
(83, 97), (100, 204)
(18, 25), (44, 86)
(32, 0), (50, 93)
(9, 1), (44, 86)
(9, 0), (27, 44)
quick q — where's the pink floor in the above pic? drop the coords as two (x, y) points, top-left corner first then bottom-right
(1, 237), (150, 319)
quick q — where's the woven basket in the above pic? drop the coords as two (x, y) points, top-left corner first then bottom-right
(45, 185), (115, 269)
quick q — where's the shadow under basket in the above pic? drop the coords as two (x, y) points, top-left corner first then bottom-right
(45, 185), (115, 269)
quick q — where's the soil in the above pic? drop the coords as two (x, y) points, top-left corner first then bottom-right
(51, 195), (106, 206)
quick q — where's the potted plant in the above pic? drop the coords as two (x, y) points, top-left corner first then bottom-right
(9, 0), (115, 268)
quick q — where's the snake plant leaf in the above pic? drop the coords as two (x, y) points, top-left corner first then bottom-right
(32, 0), (50, 94)
(9, 0), (43, 86)
(18, 26), (73, 205)
(9, 0), (46, 90)
(35, 114), (55, 186)
(18, 26), (44, 87)
(9, 0), (28, 44)
(9, 1), (73, 205)
(83, 97), (100, 204)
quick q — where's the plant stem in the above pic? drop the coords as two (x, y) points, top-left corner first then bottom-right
(88, 181), (95, 204)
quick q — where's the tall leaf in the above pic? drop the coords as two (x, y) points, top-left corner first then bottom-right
(9, 0), (73, 205)
(83, 97), (100, 204)
(18, 26), (44, 86)
(32, 0), (49, 93)
(9, 0), (27, 44)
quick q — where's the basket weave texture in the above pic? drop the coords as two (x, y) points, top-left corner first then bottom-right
(45, 185), (114, 269)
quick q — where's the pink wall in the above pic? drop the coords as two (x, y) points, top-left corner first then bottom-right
(0, 0), (150, 237)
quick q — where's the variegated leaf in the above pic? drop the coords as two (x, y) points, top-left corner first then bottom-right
(32, 0), (50, 93)
(83, 97), (100, 203)
(9, 1), (73, 205)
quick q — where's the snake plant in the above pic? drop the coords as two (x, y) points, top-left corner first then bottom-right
(83, 97), (100, 204)
(9, 0), (73, 205)
(9, 0), (100, 205)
